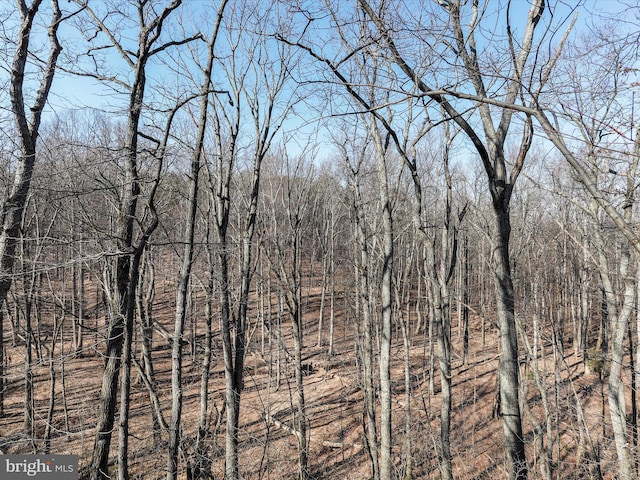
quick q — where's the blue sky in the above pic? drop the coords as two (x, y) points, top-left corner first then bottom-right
(2, 0), (638, 167)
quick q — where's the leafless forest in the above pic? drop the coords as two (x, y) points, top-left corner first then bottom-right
(1, 1), (640, 479)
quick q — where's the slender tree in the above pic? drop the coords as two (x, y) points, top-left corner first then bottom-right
(166, 3), (228, 478)
(542, 25), (640, 478)
(340, 135), (380, 480)
(67, 2), (201, 477)
(0, 0), (62, 415)
(203, 3), (298, 476)
(354, 2), (552, 476)
(261, 153), (316, 480)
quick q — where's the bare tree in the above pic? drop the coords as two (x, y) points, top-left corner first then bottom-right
(261, 153), (316, 480)
(425, 122), (467, 480)
(166, 3), (228, 479)
(67, 1), (201, 477)
(339, 133), (380, 480)
(353, 2), (554, 477)
(0, 0), (62, 416)
(541, 25), (640, 478)
(203, 3), (298, 477)
(368, 119), (394, 480)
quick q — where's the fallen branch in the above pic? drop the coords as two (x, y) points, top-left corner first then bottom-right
(264, 413), (362, 449)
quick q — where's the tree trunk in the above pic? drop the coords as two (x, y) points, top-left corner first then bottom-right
(166, 9), (226, 473)
(92, 310), (125, 479)
(24, 282), (34, 438)
(291, 299), (308, 480)
(434, 267), (453, 480)
(89, 2), (184, 475)
(0, 0), (61, 415)
(317, 254), (327, 347)
(44, 331), (57, 455)
(493, 204), (527, 480)
(91, 94), (141, 480)
(370, 120), (394, 480)
(351, 168), (379, 480)
(219, 230), (241, 480)
(194, 241), (215, 480)
(401, 314), (413, 479)
(0, 305), (4, 417)
(136, 250), (165, 445)
(603, 243), (637, 480)
(462, 233), (470, 364)
(117, 259), (137, 480)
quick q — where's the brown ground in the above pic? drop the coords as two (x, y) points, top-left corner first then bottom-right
(0, 270), (627, 479)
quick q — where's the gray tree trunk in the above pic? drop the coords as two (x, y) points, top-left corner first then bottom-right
(599, 240), (636, 480)
(369, 118), (394, 480)
(290, 296), (308, 480)
(91, 54), (143, 480)
(135, 251), (166, 445)
(0, 0), (61, 415)
(193, 232), (216, 480)
(166, 5), (227, 476)
(86, 3), (185, 476)
(355, 1), (547, 476)
(349, 159), (380, 480)
(591, 191), (638, 480)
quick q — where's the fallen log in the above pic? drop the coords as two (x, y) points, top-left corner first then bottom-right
(263, 413), (362, 449)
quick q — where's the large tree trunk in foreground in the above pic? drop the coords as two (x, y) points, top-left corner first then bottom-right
(493, 204), (527, 479)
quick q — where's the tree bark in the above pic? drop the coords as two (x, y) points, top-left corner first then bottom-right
(368, 118), (394, 480)
(492, 203), (527, 479)
(462, 233), (470, 364)
(91, 64), (142, 480)
(349, 160), (379, 480)
(290, 296), (308, 480)
(193, 230), (216, 480)
(135, 250), (166, 445)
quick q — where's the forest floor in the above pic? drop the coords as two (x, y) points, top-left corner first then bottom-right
(0, 272), (628, 479)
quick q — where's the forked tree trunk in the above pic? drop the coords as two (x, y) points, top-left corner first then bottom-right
(87, 3), (186, 476)
(91, 81), (142, 480)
